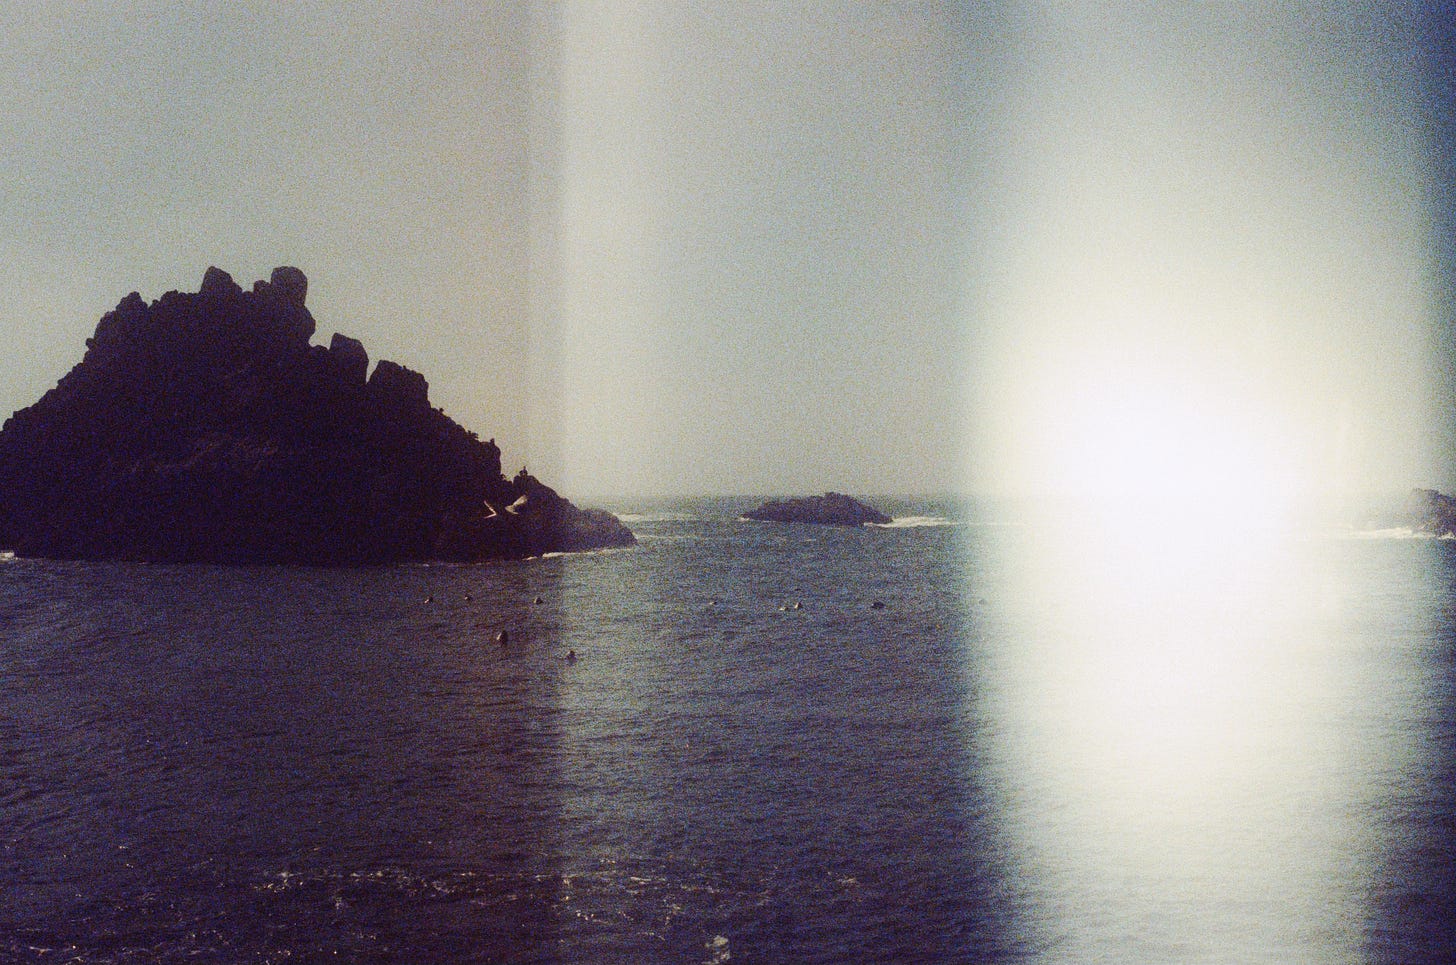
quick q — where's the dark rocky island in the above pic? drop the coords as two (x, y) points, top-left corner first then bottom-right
(1360, 487), (1456, 536)
(742, 492), (892, 527)
(0, 266), (634, 563)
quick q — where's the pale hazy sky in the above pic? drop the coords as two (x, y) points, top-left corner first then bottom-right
(971, 2), (1452, 504)
(2, 2), (1451, 501)
(2, 1), (539, 473)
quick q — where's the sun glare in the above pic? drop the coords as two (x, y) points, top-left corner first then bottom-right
(995, 362), (1339, 887)
(1036, 366), (1305, 596)
(995, 362), (1318, 801)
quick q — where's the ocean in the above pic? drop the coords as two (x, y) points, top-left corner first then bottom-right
(2, 497), (1455, 963)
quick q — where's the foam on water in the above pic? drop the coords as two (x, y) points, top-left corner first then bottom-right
(614, 512), (703, 523)
(540, 545), (639, 559)
(1340, 527), (1451, 540)
(870, 515), (958, 528)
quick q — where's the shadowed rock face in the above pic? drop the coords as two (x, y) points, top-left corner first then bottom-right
(327, 332), (368, 385)
(1390, 488), (1456, 536)
(0, 267), (634, 563)
(742, 492), (892, 527)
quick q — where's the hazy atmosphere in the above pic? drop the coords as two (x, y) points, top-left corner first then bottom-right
(13, 7), (1456, 961)
(2, 2), (1452, 502)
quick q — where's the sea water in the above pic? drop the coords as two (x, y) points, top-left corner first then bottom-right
(1, 498), (1454, 963)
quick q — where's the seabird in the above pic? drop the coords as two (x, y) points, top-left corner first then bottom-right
(494, 629), (509, 646)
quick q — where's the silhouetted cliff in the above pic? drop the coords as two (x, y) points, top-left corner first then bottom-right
(0, 267), (634, 563)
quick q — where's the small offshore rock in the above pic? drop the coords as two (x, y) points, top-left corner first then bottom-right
(743, 492), (892, 527)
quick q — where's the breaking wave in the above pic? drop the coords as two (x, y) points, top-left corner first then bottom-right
(870, 516), (958, 529)
(1340, 527), (1455, 541)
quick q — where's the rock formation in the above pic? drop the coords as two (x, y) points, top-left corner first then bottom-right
(742, 493), (892, 527)
(1375, 488), (1456, 536)
(0, 267), (634, 563)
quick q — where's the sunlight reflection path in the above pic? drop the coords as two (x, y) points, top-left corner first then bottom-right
(979, 523), (1436, 962)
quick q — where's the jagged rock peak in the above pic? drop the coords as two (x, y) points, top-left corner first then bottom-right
(249, 266), (308, 304)
(231, 266), (315, 341)
(269, 266), (307, 305)
(0, 266), (637, 563)
(368, 358), (429, 409)
(200, 266), (241, 298)
(327, 333), (369, 384)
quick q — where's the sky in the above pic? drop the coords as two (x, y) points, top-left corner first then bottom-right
(2, 1), (540, 472)
(971, 1), (1453, 509)
(1, 2), (1451, 503)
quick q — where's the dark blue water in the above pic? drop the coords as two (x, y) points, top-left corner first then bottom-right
(2, 499), (1455, 962)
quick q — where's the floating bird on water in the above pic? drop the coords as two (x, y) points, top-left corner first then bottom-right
(565, 649), (577, 662)
(494, 629), (509, 646)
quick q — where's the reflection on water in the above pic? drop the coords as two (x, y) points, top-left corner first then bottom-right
(1364, 538), (1456, 962)
(6, 504), (1456, 961)
(547, 507), (1026, 963)
(984, 519), (1451, 962)
(0, 505), (1029, 963)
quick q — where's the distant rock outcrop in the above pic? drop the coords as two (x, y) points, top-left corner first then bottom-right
(1345, 488), (1456, 536)
(1381, 488), (1456, 536)
(742, 493), (892, 527)
(0, 267), (635, 563)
